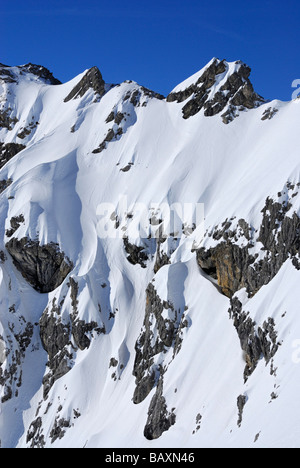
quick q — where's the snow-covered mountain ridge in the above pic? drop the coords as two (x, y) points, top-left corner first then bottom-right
(0, 58), (300, 448)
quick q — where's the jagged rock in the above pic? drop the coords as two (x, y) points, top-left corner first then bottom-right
(124, 87), (164, 107)
(197, 241), (256, 298)
(167, 59), (265, 123)
(0, 318), (34, 403)
(18, 63), (61, 85)
(237, 394), (247, 427)
(39, 302), (73, 398)
(0, 109), (19, 130)
(17, 120), (39, 139)
(133, 371), (156, 405)
(167, 58), (226, 105)
(40, 314), (71, 362)
(40, 278), (105, 397)
(50, 417), (70, 443)
(26, 417), (45, 448)
(123, 238), (149, 268)
(0, 178), (12, 194)
(68, 276), (104, 349)
(261, 107), (279, 120)
(6, 237), (73, 293)
(6, 214), (25, 238)
(229, 297), (280, 381)
(0, 142), (26, 169)
(143, 378), (176, 440)
(133, 283), (187, 405)
(0, 65), (17, 84)
(64, 66), (105, 102)
(197, 194), (300, 298)
(257, 318), (279, 364)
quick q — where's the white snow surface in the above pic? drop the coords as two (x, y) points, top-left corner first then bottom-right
(0, 60), (299, 448)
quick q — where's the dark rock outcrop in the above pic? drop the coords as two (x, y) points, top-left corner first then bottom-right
(39, 279), (105, 397)
(237, 394), (247, 427)
(0, 178), (12, 194)
(6, 214), (25, 238)
(143, 378), (176, 440)
(18, 63), (61, 85)
(167, 59), (265, 123)
(64, 66), (105, 102)
(26, 417), (45, 448)
(229, 297), (279, 381)
(0, 142), (26, 168)
(197, 188), (300, 298)
(123, 238), (149, 268)
(6, 237), (73, 293)
(133, 283), (187, 405)
(0, 109), (19, 130)
(0, 317), (35, 404)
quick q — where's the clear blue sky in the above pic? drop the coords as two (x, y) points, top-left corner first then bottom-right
(1, 0), (299, 101)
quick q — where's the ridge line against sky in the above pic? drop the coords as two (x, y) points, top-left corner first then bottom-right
(1, 0), (300, 101)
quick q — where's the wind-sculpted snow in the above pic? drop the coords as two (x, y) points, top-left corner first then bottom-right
(0, 59), (300, 448)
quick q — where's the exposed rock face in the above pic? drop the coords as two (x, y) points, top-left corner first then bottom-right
(0, 317), (35, 403)
(261, 107), (279, 121)
(39, 278), (105, 397)
(237, 394), (247, 427)
(123, 238), (149, 268)
(167, 59), (227, 105)
(197, 241), (256, 298)
(133, 281), (187, 441)
(0, 109), (19, 131)
(64, 66), (106, 102)
(40, 309), (72, 398)
(18, 63), (62, 85)
(143, 378), (176, 440)
(0, 142), (26, 169)
(167, 59), (265, 123)
(6, 237), (73, 293)
(229, 297), (279, 381)
(0, 178), (12, 194)
(0, 65), (17, 84)
(6, 214), (25, 238)
(0, 63), (61, 86)
(197, 185), (300, 298)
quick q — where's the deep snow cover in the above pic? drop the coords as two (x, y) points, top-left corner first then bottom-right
(0, 59), (300, 448)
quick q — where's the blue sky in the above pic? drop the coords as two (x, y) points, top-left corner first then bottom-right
(1, 0), (299, 101)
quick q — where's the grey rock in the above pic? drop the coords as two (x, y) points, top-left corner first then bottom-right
(26, 417), (45, 448)
(261, 107), (278, 121)
(6, 214), (25, 238)
(64, 66), (105, 102)
(167, 59), (265, 123)
(143, 378), (176, 440)
(123, 238), (149, 268)
(229, 297), (280, 381)
(197, 194), (300, 298)
(0, 109), (19, 131)
(133, 283), (187, 405)
(18, 63), (61, 85)
(0, 178), (12, 194)
(50, 417), (70, 444)
(237, 394), (247, 427)
(6, 237), (73, 293)
(0, 142), (26, 169)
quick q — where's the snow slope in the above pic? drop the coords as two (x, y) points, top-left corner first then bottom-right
(0, 60), (300, 448)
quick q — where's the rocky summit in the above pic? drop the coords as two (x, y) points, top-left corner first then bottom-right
(0, 58), (300, 448)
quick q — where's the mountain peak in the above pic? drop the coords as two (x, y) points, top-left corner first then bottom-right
(63, 66), (106, 103)
(0, 63), (61, 85)
(167, 58), (266, 123)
